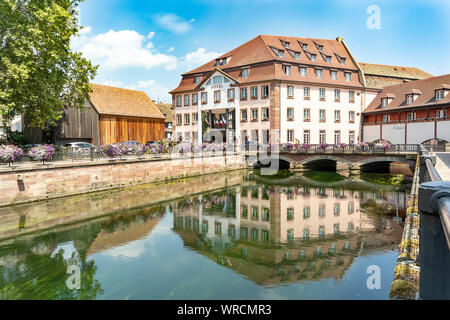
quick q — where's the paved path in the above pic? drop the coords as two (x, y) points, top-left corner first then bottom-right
(434, 153), (450, 180)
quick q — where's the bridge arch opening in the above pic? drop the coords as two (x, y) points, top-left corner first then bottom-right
(303, 159), (338, 171)
(359, 161), (393, 173)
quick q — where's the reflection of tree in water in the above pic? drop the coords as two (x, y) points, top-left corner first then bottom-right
(0, 204), (166, 300)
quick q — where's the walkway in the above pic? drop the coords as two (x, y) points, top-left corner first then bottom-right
(434, 153), (450, 180)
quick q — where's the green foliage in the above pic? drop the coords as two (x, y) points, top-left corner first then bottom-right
(0, 0), (98, 129)
(0, 127), (24, 145)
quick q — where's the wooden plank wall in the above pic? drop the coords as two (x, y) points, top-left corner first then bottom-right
(56, 101), (100, 145)
(100, 115), (165, 145)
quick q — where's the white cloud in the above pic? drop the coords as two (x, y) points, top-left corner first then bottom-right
(147, 31), (155, 39)
(126, 80), (172, 103)
(167, 46), (175, 52)
(154, 13), (194, 34)
(72, 29), (178, 71)
(182, 48), (221, 69)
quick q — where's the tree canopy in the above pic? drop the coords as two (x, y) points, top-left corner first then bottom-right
(0, 0), (97, 128)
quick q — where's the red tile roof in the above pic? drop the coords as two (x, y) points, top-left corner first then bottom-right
(364, 74), (450, 114)
(171, 35), (363, 94)
(89, 84), (165, 119)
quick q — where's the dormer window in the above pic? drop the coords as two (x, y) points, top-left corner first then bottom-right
(283, 65), (291, 75)
(194, 76), (202, 84)
(315, 43), (323, 51)
(315, 69), (323, 78)
(242, 68), (249, 78)
(278, 50), (284, 58)
(311, 54), (316, 62)
(325, 55), (331, 63)
(340, 57), (346, 65)
(436, 89), (444, 101)
(281, 40), (290, 49)
(294, 52), (300, 59)
(298, 41), (307, 50)
(331, 70), (337, 80)
(345, 72), (351, 82)
(381, 98), (387, 108)
(299, 67), (307, 77)
(406, 94), (413, 105)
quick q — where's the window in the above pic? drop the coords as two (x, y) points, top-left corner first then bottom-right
(287, 208), (294, 221)
(194, 76), (202, 84)
(228, 88), (235, 101)
(283, 65), (291, 75)
(300, 42), (307, 50)
(212, 76), (222, 85)
(304, 87), (310, 99)
(436, 110), (446, 119)
(282, 41), (290, 49)
(407, 112), (416, 121)
(315, 69), (323, 78)
(349, 90), (355, 102)
(319, 130), (326, 144)
(249, 86), (257, 99)
(303, 130), (310, 144)
(251, 108), (258, 121)
(287, 85), (294, 98)
(294, 52), (300, 59)
(215, 222), (222, 235)
(262, 108), (269, 120)
(406, 94), (413, 105)
(241, 205), (248, 218)
(262, 85), (269, 98)
(334, 203), (340, 216)
(241, 109), (248, 121)
(334, 131), (341, 144)
(340, 57), (346, 65)
(303, 108), (310, 121)
(192, 93), (198, 105)
(262, 208), (270, 221)
(176, 95), (182, 107)
(326, 55), (331, 63)
(299, 67), (307, 77)
(311, 54), (316, 61)
(251, 206), (259, 221)
(345, 72), (351, 81)
(334, 110), (340, 122)
(214, 90), (221, 103)
(184, 113), (190, 125)
(193, 113), (198, 123)
(349, 131), (355, 144)
(334, 89), (340, 101)
(287, 108), (294, 120)
(177, 114), (182, 125)
(184, 94), (190, 106)
(278, 50), (284, 57)
(303, 206), (311, 219)
(349, 111), (355, 123)
(319, 88), (325, 100)
(319, 109), (326, 122)
(201, 92), (207, 104)
(287, 130), (294, 142)
(381, 98), (387, 108)
(242, 68), (249, 78)
(382, 114), (388, 123)
(331, 70), (337, 80)
(319, 204), (326, 217)
(436, 89), (444, 101)
(240, 88), (248, 100)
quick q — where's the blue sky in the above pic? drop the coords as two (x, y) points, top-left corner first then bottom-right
(74, 0), (450, 103)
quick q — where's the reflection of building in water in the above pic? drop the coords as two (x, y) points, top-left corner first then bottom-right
(173, 184), (405, 285)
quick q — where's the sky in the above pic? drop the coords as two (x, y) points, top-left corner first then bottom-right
(73, 0), (450, 103)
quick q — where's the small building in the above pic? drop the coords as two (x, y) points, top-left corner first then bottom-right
(24, 84), (165, 146)
(362, 74), (450, 145)
(155, 102), (175, 140)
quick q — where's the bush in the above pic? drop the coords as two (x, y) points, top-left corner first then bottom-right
(0, 128), (25, 146)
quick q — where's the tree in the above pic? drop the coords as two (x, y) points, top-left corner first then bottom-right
(0, 0), (98, 129)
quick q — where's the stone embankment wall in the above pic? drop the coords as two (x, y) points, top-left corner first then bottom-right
(0, 154), (246, 207)
(390, 154), (420, 300)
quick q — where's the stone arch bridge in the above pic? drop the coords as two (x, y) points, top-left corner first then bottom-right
(252, 151), (418, 173)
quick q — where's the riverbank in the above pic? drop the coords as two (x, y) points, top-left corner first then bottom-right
(0, 154), (246, 207)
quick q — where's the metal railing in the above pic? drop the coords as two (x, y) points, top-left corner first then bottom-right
(280, 143), (419, 154)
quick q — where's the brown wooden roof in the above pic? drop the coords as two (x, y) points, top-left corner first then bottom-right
(89, 84), (165, 119)
(171, 35), (363, 94)
(364, 74), (450, 114)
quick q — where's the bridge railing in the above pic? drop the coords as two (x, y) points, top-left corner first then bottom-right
(417, 145), (450, 299)
(279, 143), (419, 154)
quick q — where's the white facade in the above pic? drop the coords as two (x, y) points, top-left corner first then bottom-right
(280, 84), (363, 144)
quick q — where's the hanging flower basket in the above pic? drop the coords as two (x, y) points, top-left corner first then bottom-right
(28, 145), (55, 164)
(0, 145), (23, 166)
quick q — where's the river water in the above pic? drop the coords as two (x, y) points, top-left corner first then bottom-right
(0, 170), (409, 299)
